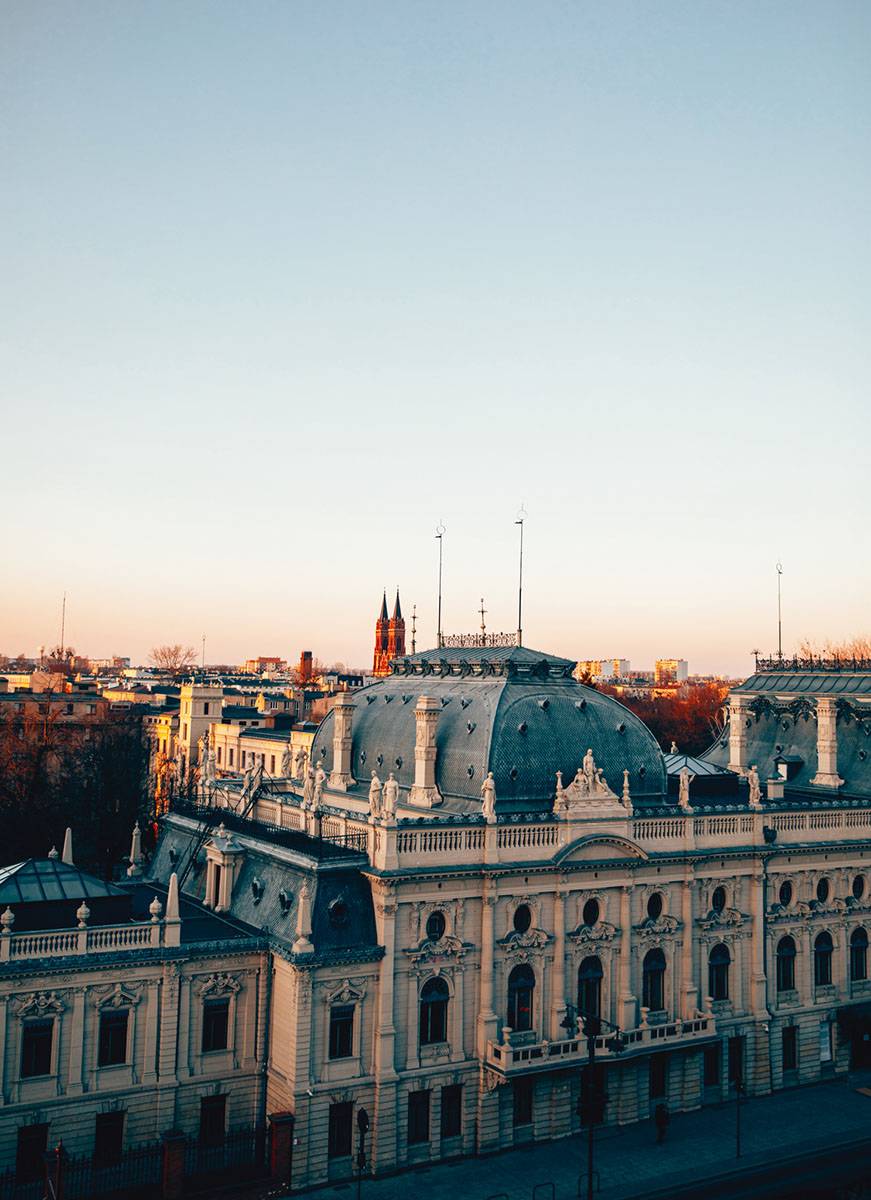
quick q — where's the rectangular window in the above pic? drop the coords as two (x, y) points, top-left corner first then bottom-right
(94, 1111), (125, 1167)
(229, 748), (234, 766)
(202, 999), (230, 1053)
(212, 864), (222, 909)
(728, 1035), (745, 1086)
(408, 1090), (431, 1144)
(819, 1019), (833, 1063)
(217, 746), (222, 764)
(328, 1005), (354, 1060)
(182, 723), (188, 740)
(204, 703), (210, 715)
(782, 1026), (798, 1072)
(649, 1053), (668, 1099)
(703, 1042), (721, 1086)
(513, 1077), (534, 1127)
(440, 1084), (463, 1139)
(199, 1095), (226, 1147)
(16, 1124), (48, 1183)
(21, 1020), (53, 1078)
(328, 1102), (353, 1159)
(98, 1010), (129, 1067)
(270, 755), (276, 773)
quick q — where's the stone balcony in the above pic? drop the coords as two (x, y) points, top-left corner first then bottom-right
(486, 1015), (717, 1078)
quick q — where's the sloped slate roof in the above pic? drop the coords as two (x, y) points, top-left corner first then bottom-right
(736, 673), (871, 696)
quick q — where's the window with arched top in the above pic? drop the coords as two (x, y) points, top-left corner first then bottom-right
(853, 876), (866, 902)
(578, 956), (603, 1018)
(647, 893), (663, 920)
(425, 911), (446, 942)
(814, 932), (833, 987)
(776, 936), (796, 992)
(708, 943), (730, 1002)
(419, 978), (449, 1046)
(851, 927), (868, 982)
(711, 887), (726, 914)
(642, 948), (666, 1012)
(779, 881), (793, 907)
(582, 898), (600, 927)
(816, 878), (830, 904)
(513, 904), (532, 934)
(507, 964), (535, 1033)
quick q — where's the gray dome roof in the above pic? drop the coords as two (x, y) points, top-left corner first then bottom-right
(310, 645), (667, 812)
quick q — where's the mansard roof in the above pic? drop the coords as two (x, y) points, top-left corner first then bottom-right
(736, 672), (871, 696)
(309, 644), (667, 811)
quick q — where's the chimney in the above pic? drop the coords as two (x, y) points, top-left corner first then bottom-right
(408, 695), (443, 808)
(329, 693), (356, 790)
(811, 697), (845, 788)
(727, 694), (750, 775)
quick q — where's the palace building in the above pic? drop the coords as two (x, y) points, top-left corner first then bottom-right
(1, 643), (870, 1193)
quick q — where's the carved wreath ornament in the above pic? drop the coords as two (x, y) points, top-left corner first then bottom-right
(198, 973), (240, 998)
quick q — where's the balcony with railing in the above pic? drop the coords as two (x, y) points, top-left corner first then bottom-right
(486, 1015), (716, 1077)
(1, 920), (164, 963)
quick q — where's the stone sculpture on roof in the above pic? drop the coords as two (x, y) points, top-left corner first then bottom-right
(481, 772), (497, 823)
(382, 772), (399, 818)
(369, 771), (382, 818)
(302, 765), (315, 810)
(313, 760), (326, 807)
(748, 764), (762, 808)
(280, 744), (292, 777)
(678, 766), (694, 811)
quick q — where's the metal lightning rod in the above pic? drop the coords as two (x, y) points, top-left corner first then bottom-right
(776, 562), (783, 660)
(435, 521), (446, 649)
(515, 504), (527, 647)
(60, 591), (66, 659)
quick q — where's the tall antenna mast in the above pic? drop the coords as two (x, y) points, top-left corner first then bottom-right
(60, 591), (66, 658)
(515, 504), (527, 647)
(479, 597), (487, 641)
(201, 633), (206, 671)
(776, 562), (783, 659)
(411, 604), (417, 655)
(435, 520), (446, 649)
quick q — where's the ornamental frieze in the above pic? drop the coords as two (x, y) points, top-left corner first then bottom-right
(198, 972), (241, 998)
(324, 977), (366, 1006)
(93, 982), (142, 1009)
(406, 933), (467, 967)
(697, 908), (748, 932)
(501, 928), (550, 959)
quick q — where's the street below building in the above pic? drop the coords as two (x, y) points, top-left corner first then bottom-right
(292, 1073), (871, 1200)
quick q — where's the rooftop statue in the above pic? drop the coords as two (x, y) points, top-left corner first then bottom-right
(678, 765), (694, 811)
(302, 765), (315, 810)
(280, 744), (292, 777)
(382, 772), (399, 818)
(748, 765), (762, 808)
(481, 772), (497, 823)
(368, 771), (382, 818)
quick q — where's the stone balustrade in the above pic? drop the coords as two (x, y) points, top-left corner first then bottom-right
(486, 1015), (715, 1076)
(2, 920), (162, 962)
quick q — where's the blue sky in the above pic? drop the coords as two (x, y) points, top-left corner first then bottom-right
(2, 2), (869, 673)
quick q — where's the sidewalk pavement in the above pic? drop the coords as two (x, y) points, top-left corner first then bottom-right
(292, 1072), (871, 1200)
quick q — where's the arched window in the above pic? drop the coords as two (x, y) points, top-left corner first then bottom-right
(776, 936), (796, 992)
(708, 943), (730, 1002)
(578, 956), (603, 1018)
(507, 964), (535, 1033)
(642, 949), (666, 1012)
(851, 928), (868, 982)
(814, 932), (833, 987)
(419, 978), (449, 1045)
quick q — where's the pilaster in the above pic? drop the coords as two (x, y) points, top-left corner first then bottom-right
(680, 879), (699, 1018)
(618, 886), (637, 1030)
(550, 886), (567, 1039)
(476, 890), (499, 1056)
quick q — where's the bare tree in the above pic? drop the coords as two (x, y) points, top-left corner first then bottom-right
(797, 635), (871, 660)
(150, 644), (197, 675)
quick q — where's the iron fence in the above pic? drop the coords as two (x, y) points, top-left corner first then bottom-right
(184, 1124), (269, 1189)
(62, 1141), (163, 1199)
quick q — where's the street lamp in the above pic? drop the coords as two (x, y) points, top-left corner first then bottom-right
(562, 1003), (624, 1200)
(355, 1107), (370, 1200)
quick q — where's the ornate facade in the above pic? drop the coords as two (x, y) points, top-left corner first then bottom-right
(2, 647), (870, 1192)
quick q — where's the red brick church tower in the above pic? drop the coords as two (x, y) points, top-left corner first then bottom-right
(373, 590), (405, 676)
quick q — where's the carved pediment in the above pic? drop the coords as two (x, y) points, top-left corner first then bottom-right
(557, 835), (647, 864)
(407, 933), (466, 966)
(94, 982), (142, 1009)
(325, 977), (366, 1005)
(569, 920), (617, 946)
(635, 914), (680, 944)
(198, 972), (241, 998)
(15, 991), (65, 1018)
(697, 907), (747, 931)
(501, 928), (550, 958)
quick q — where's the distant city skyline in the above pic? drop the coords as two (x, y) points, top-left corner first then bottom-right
(2, 3), (868, 677)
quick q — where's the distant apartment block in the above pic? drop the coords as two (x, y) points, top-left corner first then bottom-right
(655, 657), (689, 685)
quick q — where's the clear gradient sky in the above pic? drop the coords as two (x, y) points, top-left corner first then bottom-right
(2, 2), (869, 675)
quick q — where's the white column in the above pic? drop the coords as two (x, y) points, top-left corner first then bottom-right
(811, 698), (844, 788)
(374, 889), (398, 1080)
(550, 889), (567, 1039)
(618, 886), (637, 1030)
(329, 693), (356, 790)
(728, 695), (751, 775)
(67, 987), (86, 1095)
(749, 874), (767, 1013)
(680, 880), (698, 1018)
(476, 891), (499, 1056)
(408, 695), (443, 808)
